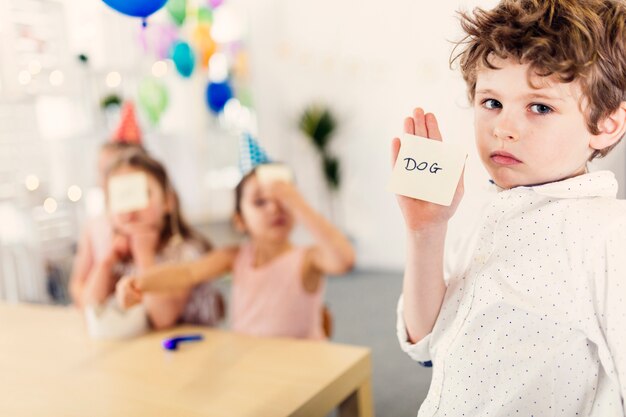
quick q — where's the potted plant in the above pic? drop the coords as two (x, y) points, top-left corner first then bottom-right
(298, 104), (342, 221)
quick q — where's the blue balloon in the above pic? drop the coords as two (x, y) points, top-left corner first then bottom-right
(206, 81), (233, 114)
(171, 41), (195, 78)
(102, 0), (167, 19)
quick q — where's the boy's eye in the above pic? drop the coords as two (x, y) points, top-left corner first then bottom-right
(481, 99), (502, 110)
(529, 103), (553, 115)
(254, 198), (266, 207)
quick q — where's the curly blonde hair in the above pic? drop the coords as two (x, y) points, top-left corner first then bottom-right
(452, 0), (626, 160)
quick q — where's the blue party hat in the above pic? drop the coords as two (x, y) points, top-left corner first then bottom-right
(239, 132), (271, 174)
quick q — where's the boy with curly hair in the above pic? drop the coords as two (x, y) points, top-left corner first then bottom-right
(392, 0), (626, 415)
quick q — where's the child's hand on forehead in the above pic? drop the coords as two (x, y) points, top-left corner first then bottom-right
(391, 108), (465, 231)
(264, 180), (304, 212)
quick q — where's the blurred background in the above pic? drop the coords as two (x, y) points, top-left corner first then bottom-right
(1, 0), (624, 415)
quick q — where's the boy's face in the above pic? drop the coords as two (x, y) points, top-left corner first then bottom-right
(473, 58), (597, 189)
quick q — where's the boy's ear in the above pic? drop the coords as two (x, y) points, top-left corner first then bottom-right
(590, 102), (626, 151)
(232, 212), (246, 233)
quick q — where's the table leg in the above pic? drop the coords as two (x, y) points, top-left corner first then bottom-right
(338, 379), (374, 417)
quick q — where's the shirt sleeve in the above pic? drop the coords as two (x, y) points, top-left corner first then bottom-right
(604, 220), (626, 408)
(396, 294), (432, 367)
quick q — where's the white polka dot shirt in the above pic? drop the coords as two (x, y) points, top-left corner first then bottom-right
(397, 171), (626, 416)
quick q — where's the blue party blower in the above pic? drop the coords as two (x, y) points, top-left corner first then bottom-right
(162, 334), (204, 351)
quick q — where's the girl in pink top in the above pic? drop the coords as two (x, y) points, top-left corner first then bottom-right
(117, 165), (355, 339)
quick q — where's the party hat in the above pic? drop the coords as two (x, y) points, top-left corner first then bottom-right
(239, 132), (271, 174)
(111, 101), (142, 144)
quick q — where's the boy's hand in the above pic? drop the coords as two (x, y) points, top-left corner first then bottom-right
(116, 275), (143, 309)
(392, 108), (464, 231)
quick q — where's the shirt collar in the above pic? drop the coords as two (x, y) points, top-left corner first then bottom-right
(491, 170), (618, 199)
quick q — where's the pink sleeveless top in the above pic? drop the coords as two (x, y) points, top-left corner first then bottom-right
(231, 243), (326, 340)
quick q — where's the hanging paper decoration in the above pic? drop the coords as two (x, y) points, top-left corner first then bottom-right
(191, 24), (217, 68)
(138, 77), (169, 124)
(206, 81), (233, 114)
(171, 41), (195, 77)
(102, 0), (167, 26)
(239, 133), (271, 174)
(111, 101), (143, 144)
(165, 0), (187, 26)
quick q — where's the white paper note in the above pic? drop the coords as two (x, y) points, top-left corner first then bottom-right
(256, 163), (293, 184)
(388, 133), (467, 206)
(108, 172), (150, 214)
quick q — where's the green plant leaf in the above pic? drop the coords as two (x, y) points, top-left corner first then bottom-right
(323, 155), (340, 190)
(298, 105), (336, 151)
(100, 94), (122, 109)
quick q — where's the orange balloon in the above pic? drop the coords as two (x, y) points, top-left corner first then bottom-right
(192, 24), (216, 68)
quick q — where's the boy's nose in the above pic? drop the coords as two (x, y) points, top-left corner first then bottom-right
(493, 112), (519, 141)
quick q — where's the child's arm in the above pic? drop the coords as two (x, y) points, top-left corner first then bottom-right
(81, 234), (129, 306)
(128, 229), (190, 329)
(81, 255), (118, 307)
(116, 247), (238, 309)
(392, 108), (464, 344)
(267, 181), (355, 275)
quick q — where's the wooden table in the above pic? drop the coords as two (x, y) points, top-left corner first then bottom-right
(0, 303), (373, 417)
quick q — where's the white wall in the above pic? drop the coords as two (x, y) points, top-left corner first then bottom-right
(237, 0), (626, 270)
(8, 0), (622, 272)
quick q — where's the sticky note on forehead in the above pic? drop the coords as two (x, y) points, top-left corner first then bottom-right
(256, 163), (293, 184)
(108, 172), (149, 214)
(388, 134), (467, 206)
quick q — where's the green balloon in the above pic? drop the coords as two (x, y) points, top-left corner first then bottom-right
(197, 7), (213, 24)
(166, 0), (186, 26)
(138, 77), (169, 124)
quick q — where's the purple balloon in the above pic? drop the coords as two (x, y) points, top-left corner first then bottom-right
(208, 0), (224, 9)
(155, 24), (178, 60)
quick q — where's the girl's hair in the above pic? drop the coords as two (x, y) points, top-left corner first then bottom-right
(106, 149), (212, 251)
(451, 0), (626, 160)
(234, 167), (259, 216)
